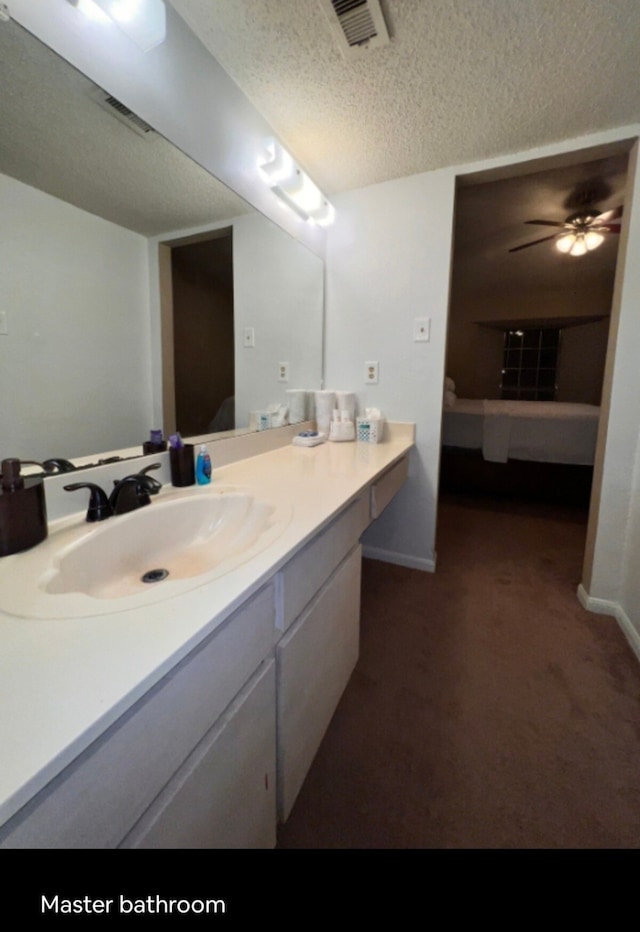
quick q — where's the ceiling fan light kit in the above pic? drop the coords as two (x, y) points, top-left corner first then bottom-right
(557, 233), (587, 256)
(510, 203), (623, 256)
(556, 229), (604, 256)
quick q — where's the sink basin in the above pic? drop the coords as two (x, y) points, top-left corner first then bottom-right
(0, 487), (292, 619)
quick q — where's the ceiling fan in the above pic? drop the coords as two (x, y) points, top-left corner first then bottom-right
(509, 203), (623, 256)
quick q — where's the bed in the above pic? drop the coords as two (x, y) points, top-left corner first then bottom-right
(441, 399), (600, 465)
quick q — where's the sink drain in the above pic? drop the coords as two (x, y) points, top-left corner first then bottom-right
(141, 568), (169, 584)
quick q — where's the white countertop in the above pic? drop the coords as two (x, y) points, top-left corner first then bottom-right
(0, 431), (413, 827)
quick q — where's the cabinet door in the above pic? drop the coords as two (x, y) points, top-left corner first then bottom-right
(120, 659), (277, 849)
(276, 545), (361, 822)
(0, 582), (275, 849)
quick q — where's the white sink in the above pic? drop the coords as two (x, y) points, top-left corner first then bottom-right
(0, 487), (292, 619)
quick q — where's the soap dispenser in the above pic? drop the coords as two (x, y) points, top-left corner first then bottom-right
(0, 458), (48, 556)
(195, 444), (212, 485)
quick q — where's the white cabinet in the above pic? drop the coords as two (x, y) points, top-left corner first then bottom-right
(370, 456), (409, 519)
(276, 545), (362, 822)
(279, 493), (369, 633)
(120, 659), (276, 849)
(272, 457), (409, 823)
(0, 454), (409, 848)
(0, 583), (276, 849)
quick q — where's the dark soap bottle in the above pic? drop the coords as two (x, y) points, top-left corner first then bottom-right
(0, 458), (48, 557)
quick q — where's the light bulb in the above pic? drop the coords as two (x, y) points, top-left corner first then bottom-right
(287, 174), (325, 213)
(556, 233), (575, 253)
(585, 230), (605, 251)
(70, 0), (111, 21)
(259, 139), (296, 185)
(570, 234), (587, 257)
(310, 201), (336, 227)
(259, 138), (335, 225)
(71, 0), (167, 50)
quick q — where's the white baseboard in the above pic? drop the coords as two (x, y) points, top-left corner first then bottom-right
(361, 545), (436, 573)
(576, 584), (617, 616)
(577, 585), (640, 664)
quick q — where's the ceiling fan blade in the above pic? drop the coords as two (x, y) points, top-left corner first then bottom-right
(509, 234), (559, 252)
(597, 223), (622, 233)
(595, 205), (623, 223)
(524, 219), (567, 228)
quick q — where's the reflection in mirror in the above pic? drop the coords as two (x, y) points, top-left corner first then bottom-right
(0, 18), (324, 465)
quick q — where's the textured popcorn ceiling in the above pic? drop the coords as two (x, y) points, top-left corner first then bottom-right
(168, 0), (640, 195)
(3, 3), (637, 291)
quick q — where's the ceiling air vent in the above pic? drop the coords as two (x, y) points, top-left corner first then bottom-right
(319, 0), (391, 58)
(89, 86), (155, 138)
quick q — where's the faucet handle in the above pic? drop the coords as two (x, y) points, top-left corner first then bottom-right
(138, 463), (163, 494)
(109, 475), (152, 514)
(64, 482), (113, 522)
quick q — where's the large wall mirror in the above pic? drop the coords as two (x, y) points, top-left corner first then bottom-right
(0, 17), (324, 465)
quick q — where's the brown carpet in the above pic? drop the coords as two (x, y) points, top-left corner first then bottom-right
(276, 491), (640, 849)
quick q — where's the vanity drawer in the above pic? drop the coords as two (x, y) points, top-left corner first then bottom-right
(0, 582), (275, 849)
(370, 455), (409, 519)
(278, 493), (369, 633)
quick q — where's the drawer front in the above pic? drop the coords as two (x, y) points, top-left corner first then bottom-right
(279, 493), (369, 633)
(370, 455), (409, 519)
(0, 582), (275, 849)
(276, 545), (362, 822)
(120, 659), (277, 850)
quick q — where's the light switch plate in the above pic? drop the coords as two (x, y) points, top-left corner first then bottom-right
(243, 327), (255, 348)
(0, 311), (7, 335)
(365, 361), (379, 384)
(413, 317), (430, 342)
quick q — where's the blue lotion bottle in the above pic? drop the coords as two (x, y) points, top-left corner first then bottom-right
(196, 444), (212, 485)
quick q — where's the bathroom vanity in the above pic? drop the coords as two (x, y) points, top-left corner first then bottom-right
(0, 426), (413, 848)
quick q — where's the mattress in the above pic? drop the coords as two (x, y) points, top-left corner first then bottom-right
(442, 399), (600, 465)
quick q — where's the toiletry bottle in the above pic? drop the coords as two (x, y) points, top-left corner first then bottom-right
(143, 429), (167, 455)
(196, 444), (212, 485)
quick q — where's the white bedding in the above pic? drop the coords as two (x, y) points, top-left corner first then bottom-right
(442, 399), (600, 465)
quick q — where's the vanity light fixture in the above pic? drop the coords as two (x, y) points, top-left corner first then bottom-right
(67, 0), (167, 51)
(259, 139), (335, 227)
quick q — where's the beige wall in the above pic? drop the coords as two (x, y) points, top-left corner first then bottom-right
(558, 319), (610, 404)
(446, 280), (615, 402)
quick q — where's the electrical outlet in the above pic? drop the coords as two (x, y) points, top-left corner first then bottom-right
(243, 327), (255, 348)
(413, 317), (430, 342)
(278, 361), (289, 383)
(365, 361), (379, 384)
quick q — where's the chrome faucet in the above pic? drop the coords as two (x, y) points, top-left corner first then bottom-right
(64, 464), (162, 521)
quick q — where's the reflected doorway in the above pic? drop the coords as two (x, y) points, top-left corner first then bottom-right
(161, 228), (235, 437)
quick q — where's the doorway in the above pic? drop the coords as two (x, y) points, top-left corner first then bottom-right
(439, 141), (632, 559)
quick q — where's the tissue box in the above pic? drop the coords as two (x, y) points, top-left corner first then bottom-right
(329, 421), (355, 442)
(356, 417), (383, 443)
(254, 412), (272, 431)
